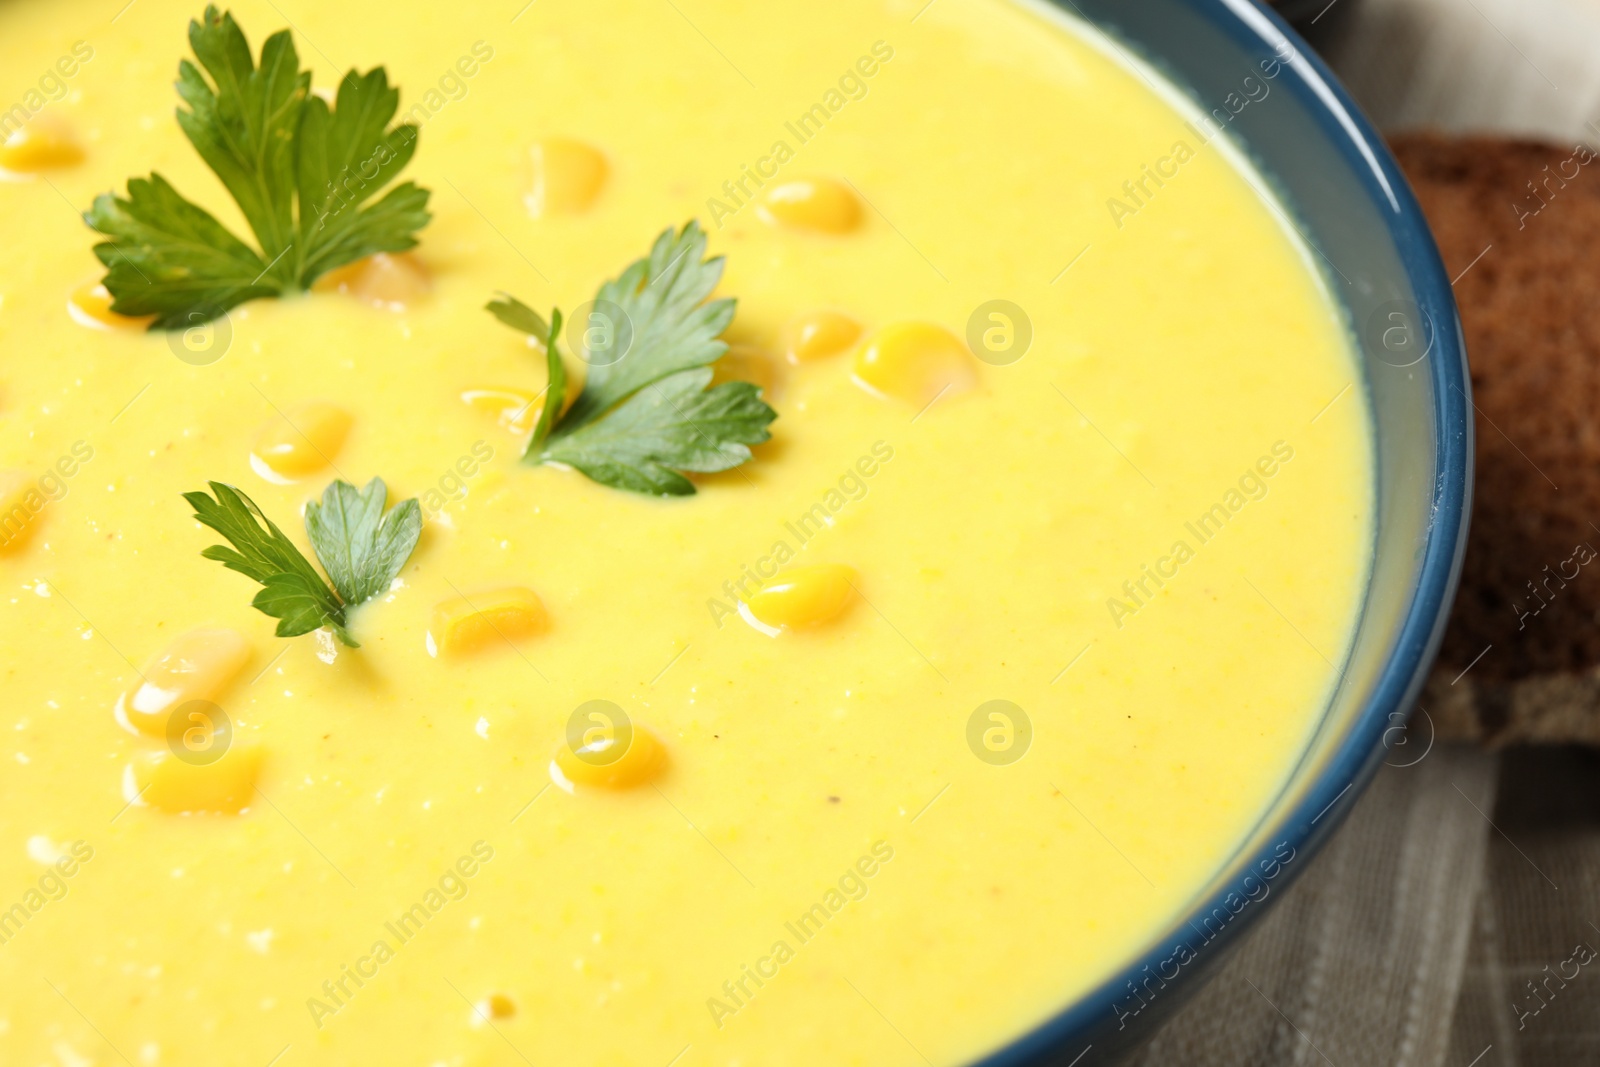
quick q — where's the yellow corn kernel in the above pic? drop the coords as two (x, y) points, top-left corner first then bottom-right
(551, 723), (667, 791)
(757, 178), (861, 234)
(744, 564), (857, 632)
(853, 322), (978, 407)
(0, 470), (44, 554)
(427, 587), (548, 657)
(250, 402), (353, 481)
(127, 744), (262, 815)
(712, 344), (783, 399)
(312, 252), (431, 311)
(67, 282), (155, 331)
(0, 115), (84, 173)
(460, 387), (540, 437)
(114, 628), (253, 737)
(526, 138), (607, 218)
(480, 994), (516, 1021)
(782, 310), (861, 364)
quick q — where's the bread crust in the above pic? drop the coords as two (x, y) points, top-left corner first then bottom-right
(1392, 132), (1600, 741)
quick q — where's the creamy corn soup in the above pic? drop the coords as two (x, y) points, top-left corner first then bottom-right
(0, 0), (1371, 1064)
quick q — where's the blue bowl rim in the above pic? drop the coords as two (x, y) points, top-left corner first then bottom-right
(973, 1), (1474, 1064)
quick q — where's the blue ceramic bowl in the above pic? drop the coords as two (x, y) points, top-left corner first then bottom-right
(977, 2), (1472, 1064)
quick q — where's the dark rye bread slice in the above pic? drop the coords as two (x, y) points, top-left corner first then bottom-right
(1390, 132), (1600, 744)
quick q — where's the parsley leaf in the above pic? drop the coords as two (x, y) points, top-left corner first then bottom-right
(184, 478), (421, 646)
(303, 477), (422, 607)
(486, 221), (777, 496)
(184, 481), (353, 644)
(84, 6), (430, 330)
(545, 366), (776, 496)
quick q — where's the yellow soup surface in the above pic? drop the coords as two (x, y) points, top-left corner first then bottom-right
(0, 1), (1371, 1065)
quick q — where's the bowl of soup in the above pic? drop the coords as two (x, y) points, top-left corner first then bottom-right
(979, 1), (1470, 1062)
(0, 0), (1466, 1065)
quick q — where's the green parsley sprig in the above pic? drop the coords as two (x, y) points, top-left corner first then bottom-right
(488, 222), (777, 496)
(184, 478), (422, 646)
(84, 6), (431, 329)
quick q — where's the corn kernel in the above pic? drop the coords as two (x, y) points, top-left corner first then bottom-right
(782, 310), (861, 364)
(67, 282), (155, 331)
(712, 344), (783, 399)
(460, 387), (540, 438)
(853, 323), (977, 407)
(0, 115), (84, 173)
(127, 744), (262, 815)
(744, 564), (857, 632)
(526, 138), (607, 218)
(250, 402), (353, 482)
(551, 723), (667, 791)
(427, 587), (548, 657)
(114, 629), (253, 737)
(312, 252), (431, 311)
(0, 470), (44, 554)
(757, 178), (861, 234)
